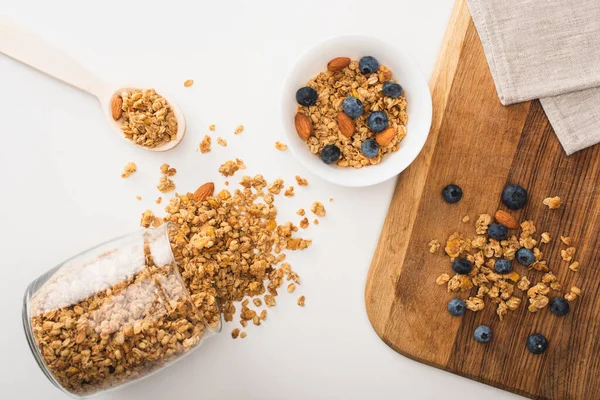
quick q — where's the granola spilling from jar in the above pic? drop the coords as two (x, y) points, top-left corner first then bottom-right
(294, 56), (407, 168)
(111, 88), (178, 148)
(140, 173), (313, 334)
(28, 228), (207, 396)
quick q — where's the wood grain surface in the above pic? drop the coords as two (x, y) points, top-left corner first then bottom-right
(365, 1), (600, 399)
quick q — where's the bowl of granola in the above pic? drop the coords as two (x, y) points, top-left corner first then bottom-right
(281, 35), (432, 187)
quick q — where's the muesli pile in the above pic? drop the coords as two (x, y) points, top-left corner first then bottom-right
(435, 183), (581, 353)
(140, 166), (320, 335)
(295, 56), (408, 168)
(111, 88), (178, 148)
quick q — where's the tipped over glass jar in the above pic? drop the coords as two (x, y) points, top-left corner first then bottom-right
(22, 224), (220, 398)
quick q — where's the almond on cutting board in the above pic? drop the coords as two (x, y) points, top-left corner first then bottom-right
(193, 182), (215, 202)
(375, 127), (396, 146)
(337, 112), (355, 138)
(295, 112), (313, 141)
(111, 94), (123, 120)
(495, 210), (519, 229)
(327, 57), (351, 72)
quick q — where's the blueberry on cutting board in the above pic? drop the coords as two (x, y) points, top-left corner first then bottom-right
(502, 184), (528, 210)
(527, 333), (549, 354)
(442, 184), (463, 203)
(448, 298), (466, 316)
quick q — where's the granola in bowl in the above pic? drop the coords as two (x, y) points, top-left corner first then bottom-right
(295, 56), (408, 168)
(281, 36), (432, 187)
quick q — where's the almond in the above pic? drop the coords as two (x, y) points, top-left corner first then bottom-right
(193, 182), (215, 202)
(495, 210), (519, 229)
(294, 113), (313, 141)
(375, 127), (396, 146)
(111, 94), (123, 121)
(327, 57), (351, 72)
(337, 112), (355, 138)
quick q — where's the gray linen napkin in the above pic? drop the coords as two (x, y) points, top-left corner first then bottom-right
(465, 0), (600, 155)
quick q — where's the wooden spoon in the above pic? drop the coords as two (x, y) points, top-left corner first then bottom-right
(0, 15), (186, 152)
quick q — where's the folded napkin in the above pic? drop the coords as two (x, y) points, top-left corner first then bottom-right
(466, 0), (600, 155)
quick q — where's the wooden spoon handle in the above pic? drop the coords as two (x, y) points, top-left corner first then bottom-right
(0, 15), (105, 97)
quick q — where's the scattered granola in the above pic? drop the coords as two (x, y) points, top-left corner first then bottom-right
(160, 163), (177, 176)
(218, 159), (245, 177)
(541, 232), (551, 244)
(234, 125), (244, 135)
(287, 283), (297, 293)
(295, 175), (309, 186)
(313, 219), (319, 225)
(240, 331), (247, 339)
(462, 215), (470, 223)
(565, 286), (581, 302)
(209, 124), (216, 131)
(428, 240), (441, 253)
(268, 179), (284, 195)
(560, 236), (572, 245)
(297, 296), (305, 307)
(543, 196), (562, 209)
(284, 186), (295, 197)
(275, 141), (288, 151)
(199, 135), (212, 153)
(232, 328), (240, 339)
(184, 79), (194, 87)
(117, 89), (178, 148)
(561, 247), (576, 262)
(436, 273), (450, 285)
(157, 174), (175, 193)
(296, 58), (408, 168)
(569, 261), (580, 272)
(329, 197), (333, 202)
(296, 208), (305, 216)
(475, 214), (492, 235)
(311, 201), (326, 217)
(121, 162), (137, 178)
(300, 218), (309, 229)
(217, 137), (227, 147)
(136, 195), (142, 201)
(156, 197), (162, 204)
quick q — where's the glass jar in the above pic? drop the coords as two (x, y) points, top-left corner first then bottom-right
(22, 224), (220, 398)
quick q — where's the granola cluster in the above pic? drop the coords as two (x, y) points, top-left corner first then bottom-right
(297, 60), (408, 168)
(118, 89), (178, 148)
(434, 213), (582, 320)
(140, 174), (313, 334)
(29, 238), (206, 396)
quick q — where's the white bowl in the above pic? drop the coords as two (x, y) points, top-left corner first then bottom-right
(281, 35), (432, 187)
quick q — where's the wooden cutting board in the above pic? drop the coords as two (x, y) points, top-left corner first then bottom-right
(365, 1), (600, 399)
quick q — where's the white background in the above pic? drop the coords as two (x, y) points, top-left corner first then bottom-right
(0, 0), (522, 399)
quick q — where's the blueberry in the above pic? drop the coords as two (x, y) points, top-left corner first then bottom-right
(495, 258), (513, 274)
(342, 96), (364, 118)
(295, 86), (318, 106)
(442, 184), (463, 204)
(502, 184), (528, 210)
(448, 298), (466, 316)
(359, 56), (379, 74)
(488, 223), (508, 240)
(382, 81), (403, 98)
(320, 144), (341, 165)
(474, 325), (493, 344)
(361, 139), (380, 158)
(516, 247), (535, 266)
(367, 111), (389, 132)
(452, 258), (473, 275)
(527, 333), (548, 354)
(549, 297), (570, 316)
